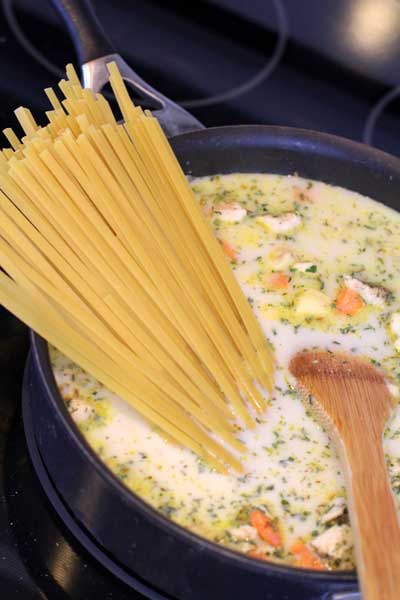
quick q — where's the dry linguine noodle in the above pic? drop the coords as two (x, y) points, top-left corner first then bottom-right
(0, 63), (274, 472)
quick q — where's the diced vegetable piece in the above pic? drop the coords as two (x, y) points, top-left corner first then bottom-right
(265, 272), (289, 291)
(391, 312), (400, 353)
(250, 509), (269, 530)
(221, 240), (237, 261)
(290, 541), (307, 554)
(390, 312), (400, 337)
(247, 549), (270, 561)
(290, 541), (325, 570)
(249, 509), (282, 547)
(296, 289), (331, 318)
(263, 528), (282, 547)
(335, 287), (364, 316)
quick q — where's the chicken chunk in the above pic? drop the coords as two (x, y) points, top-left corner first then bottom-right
(214, 202), (247, 223)
(320, 497), (346, 524)
(387, 383), (400, 398)
(310, 525), (352, 560)
(343, 275), (391, 307)
(268, 246), (296, 270)
(68, 396), (93, 424)
(229, 524), (258, 542)
(256, 212), (302, 233)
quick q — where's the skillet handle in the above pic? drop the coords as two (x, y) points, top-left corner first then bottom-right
(50, 0), (114, 64)
(50, 0), (204, 137)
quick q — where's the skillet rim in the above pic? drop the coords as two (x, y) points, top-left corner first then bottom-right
(29, 123), (400, 584)
(173, 124), (400, 181)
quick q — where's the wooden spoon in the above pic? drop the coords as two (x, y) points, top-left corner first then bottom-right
(289, 350), (400, 600)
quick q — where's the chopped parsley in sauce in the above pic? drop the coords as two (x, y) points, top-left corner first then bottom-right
(52, 173), (400, 571)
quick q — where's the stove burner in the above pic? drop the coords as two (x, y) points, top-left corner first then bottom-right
(362, 85), (400, 156)
(2, 0), (288, 110)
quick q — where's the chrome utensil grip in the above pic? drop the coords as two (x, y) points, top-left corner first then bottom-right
(50, 0), (114, 64)
(82, 53), (204, 137)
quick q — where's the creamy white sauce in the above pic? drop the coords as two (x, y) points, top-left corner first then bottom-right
(52, 173), (400, 570)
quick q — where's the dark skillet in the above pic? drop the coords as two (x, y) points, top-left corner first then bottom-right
(25, 1), (400, 598)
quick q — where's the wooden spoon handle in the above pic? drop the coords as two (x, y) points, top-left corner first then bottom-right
(341, 436), (400, 600)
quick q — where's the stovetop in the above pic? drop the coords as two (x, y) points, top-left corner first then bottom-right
(0, 308), (153, 599)
(1, 0), (400, 598)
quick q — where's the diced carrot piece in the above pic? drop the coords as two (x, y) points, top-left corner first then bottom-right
(335, 287), (364, 315)
(265, 272), (289, 290)
(221, 240), (237, 261)
(290, 541), (306, 554)
(290, 541), (325, 570)
(262, 527), (282, 547)
(247, 549), (269, 561)
(249, 510), (282, 547)
(250, 509), (270, 530)
(295, 551), (325, 570)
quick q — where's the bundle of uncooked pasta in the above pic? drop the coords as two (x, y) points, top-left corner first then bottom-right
(0, 63), (274, 472)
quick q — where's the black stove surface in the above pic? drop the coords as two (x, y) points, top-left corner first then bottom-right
(4, 410), (148, 600)
(0, 312), (151, 599)
(1, 0), (400, 598)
